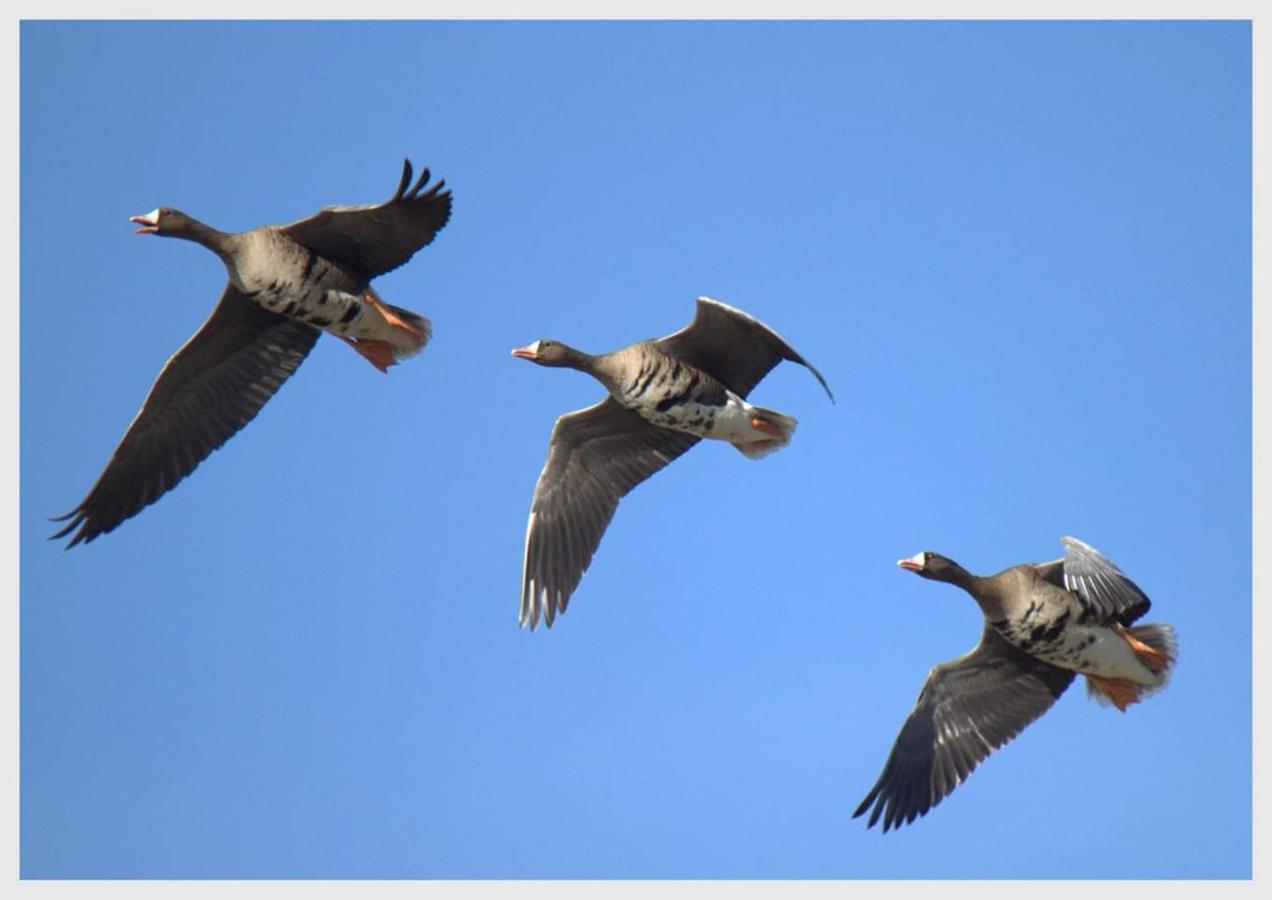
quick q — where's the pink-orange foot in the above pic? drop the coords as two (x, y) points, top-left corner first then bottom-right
(1114, 623), (1171, 672)
(750, 416), (781, 435)
(1084, 673), (1141, 712)
(338, 335), (397, 373)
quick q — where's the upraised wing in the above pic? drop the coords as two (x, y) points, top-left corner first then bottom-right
(655, 296), (833, 401)
(1035, 535), (1152, 624)
(280, 158), (452, 281)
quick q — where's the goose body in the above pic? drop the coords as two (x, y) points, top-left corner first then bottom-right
(548, 338), (799, 455)
(218, 227), (376, 334)
(54, 158), (451, 547)
(854, 536), (1177, 832)
(979, 569), (1164, 686)
(512, 296), (834, 629)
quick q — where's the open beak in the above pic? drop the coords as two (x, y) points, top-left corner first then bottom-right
(129, 212), (159, 235)
(897, 553), (925, 573)
(510, 343), (539, 361)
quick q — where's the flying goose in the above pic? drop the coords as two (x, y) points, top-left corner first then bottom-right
(854, 535), (1178, 832)
(53, 159), (452, 547)
(511, 296), (834, 629)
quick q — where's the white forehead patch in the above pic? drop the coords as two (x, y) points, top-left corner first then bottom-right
(139, 208), (161, 225)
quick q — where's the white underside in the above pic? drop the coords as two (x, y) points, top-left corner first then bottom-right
(709, 393), (767, 442)
(1055, 625), (1162, 685)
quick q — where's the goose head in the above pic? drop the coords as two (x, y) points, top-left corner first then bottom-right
(898, 551), (970, 585)
(129, 207), (204, 239)
(511, 339), (582, 368)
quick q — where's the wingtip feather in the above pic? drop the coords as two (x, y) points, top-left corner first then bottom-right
(409, 165), (432, 198)
(49, 510), (88, 545)
(393, 158), (413, 201)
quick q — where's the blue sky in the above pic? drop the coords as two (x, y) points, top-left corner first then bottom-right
(19, 20), (1250, 879)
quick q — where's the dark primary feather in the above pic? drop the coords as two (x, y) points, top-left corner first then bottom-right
(1035, 535), (1151, 624)
(853, 626), (1075, 832)
(51, 287), (319, 547)
(280, 158), (452, 282)
(655, 297), (833, 401)
(520, 398), (700, 629)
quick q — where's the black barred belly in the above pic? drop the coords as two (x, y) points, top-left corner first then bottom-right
(642, 400), (720, 437)
(640, 395), (756, 442)
(247, 279), (370, 337)
(992, 611), (1104, 672)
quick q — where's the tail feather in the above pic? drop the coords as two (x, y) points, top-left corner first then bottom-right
(1127, 622), (1178, 672)
(731, 405), (797, 460)
(360, 287), (431, 362)
(1124, 622), (1177, 700)
(383, 303), (431, 361)
(1084, 674), (1142, 712)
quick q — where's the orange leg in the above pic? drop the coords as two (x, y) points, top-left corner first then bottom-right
(750, 416), (780, 435)
(363, 287), (424, 341)
(1113, 623), (1171, 671)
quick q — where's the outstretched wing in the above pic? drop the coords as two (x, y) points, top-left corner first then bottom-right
(53, 285), (320, 547)
(654, 296), (833, 400)
(1035, 535), (1152, 624)
(853, 625), (1075, 832)
(520, 398), (700, 629)
(280, 158), (452, 281)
